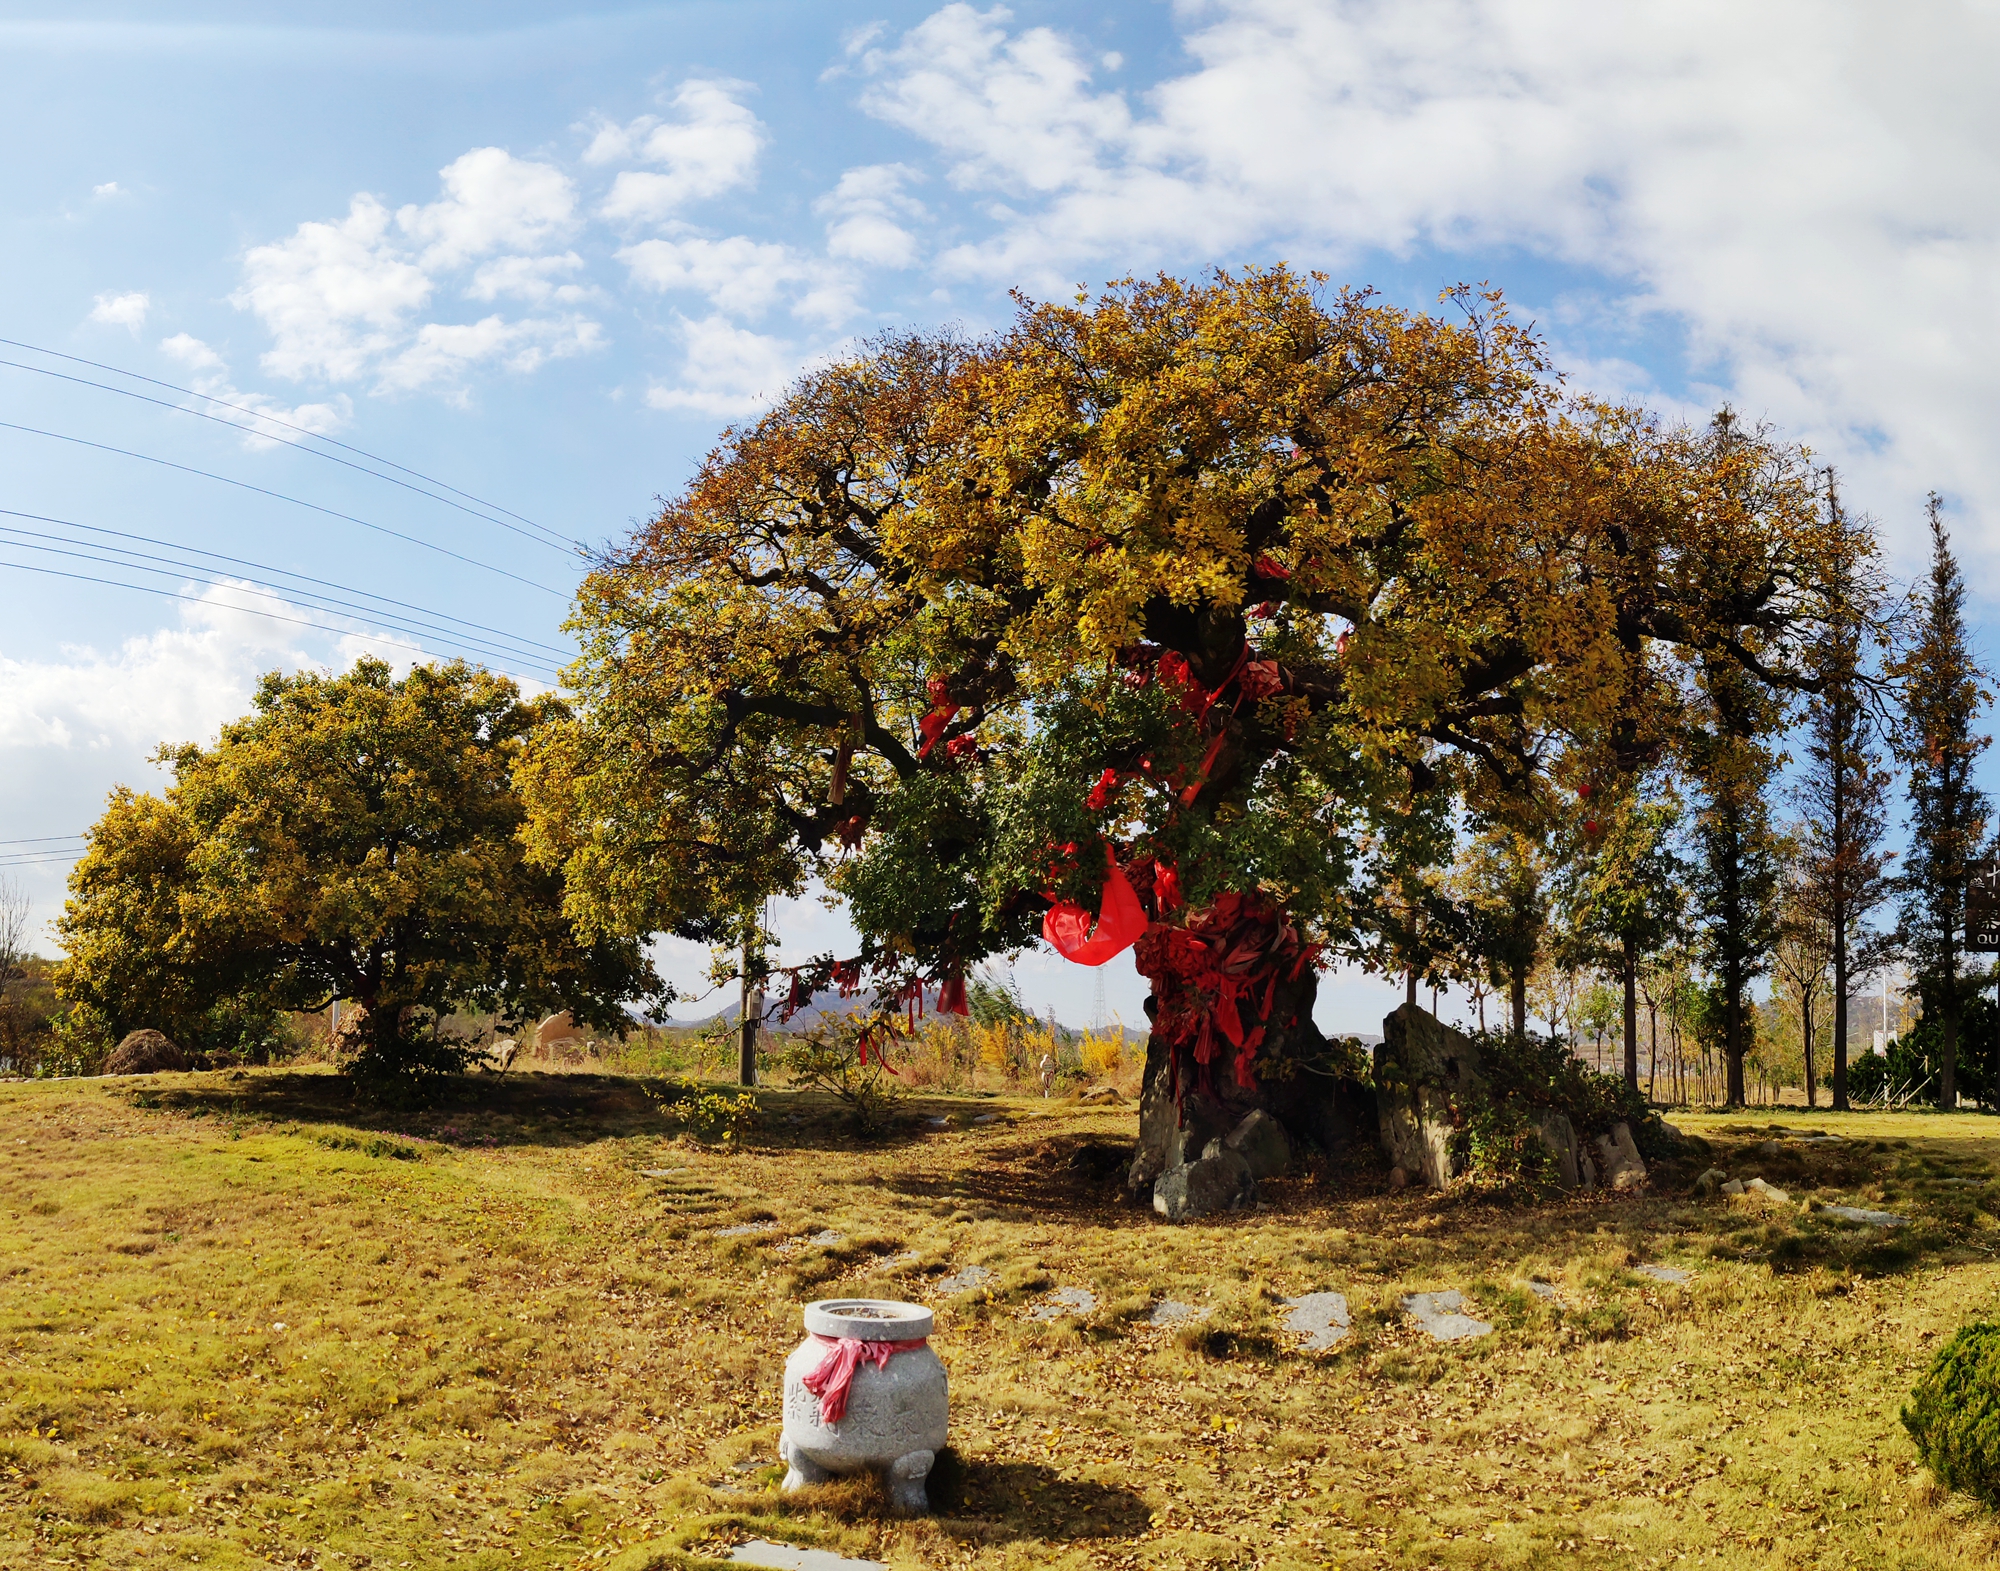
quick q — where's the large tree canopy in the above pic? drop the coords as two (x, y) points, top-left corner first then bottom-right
(60, 659), (663, 1073)
(522, 268), (1836, 1155)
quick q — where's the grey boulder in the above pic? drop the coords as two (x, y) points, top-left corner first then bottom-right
(1593, 1122), (1649, 1193)
(1224, 1108), (1292, 1180)
(1153, 1142), (1256, 1221)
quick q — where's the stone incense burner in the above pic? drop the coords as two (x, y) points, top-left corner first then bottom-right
(780, 1298), (947, 1515)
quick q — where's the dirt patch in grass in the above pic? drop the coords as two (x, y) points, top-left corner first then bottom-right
(4, 1074), (2000, 1567)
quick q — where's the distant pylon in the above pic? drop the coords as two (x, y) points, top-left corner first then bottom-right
(1091, 970), (1108, 1033)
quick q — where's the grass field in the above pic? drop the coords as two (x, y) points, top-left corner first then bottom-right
(4, 1066), (2000, 1570)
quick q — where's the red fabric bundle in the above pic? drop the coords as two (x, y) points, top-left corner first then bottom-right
(936, 973), (969, 1016)
(800, 1334), (928, 1423)
(1043, 846), (1147, 966)
(917, 675), (960, 759)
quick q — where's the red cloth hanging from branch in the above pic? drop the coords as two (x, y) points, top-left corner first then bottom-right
(1043, 846), (1147, 966)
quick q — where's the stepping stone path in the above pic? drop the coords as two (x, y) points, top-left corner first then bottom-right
(636, 1167), (683, 1179)
(1818, 1203), (1911, 1227)
(774, 1229), (845, 1256)
(972, 1113), (1002, 1125)
(879, 1250), (922, 1270)
(731, 1542), (886, 1571)
(1279, 1292), (1349, 1350)
(1148, 1300), (1212, 1327)
(1633, 1264), (1693, 1285)
(934, 1265), (994, 1294)
(1401, 1290), (1493, 1342)
(714, 1223), (773, 1238)
(1528, 1281), (1560, 1301)
(923, 1117), (949, 1130)
(1028, 1286), (1098, 1322)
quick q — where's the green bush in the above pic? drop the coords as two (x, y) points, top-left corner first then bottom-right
(1904, 1320), (2000, 1506)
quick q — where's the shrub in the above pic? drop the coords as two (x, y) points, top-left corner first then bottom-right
(644, 1081), (759, 1144)
(1904, 1320), (2000, 1507)
(779, 1018), (905, 1134)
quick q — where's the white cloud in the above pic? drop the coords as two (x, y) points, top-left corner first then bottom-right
(158, 333), (350, 446)
(377, 314), (605, 393)
(465, 252), (592, 304)
(852, 0), (2000, 566)
(396, 147), (577, 271)
(856, 5), (1132, 197)
(618, 236), (813, 317)
(590, 78), (765, 221)
(88, 290), (149, 330)
(92, 180), (122, 198)
(816, 164), (926, 268)
(231, 151), (600, 395)
(0, 584), (434, 951)
(643, 314), (811, 418)
(232, 194), (432, 383)
(0, 580), (307, 756)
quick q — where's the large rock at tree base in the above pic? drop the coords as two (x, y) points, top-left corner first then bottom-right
(1224, 1108), (1292, 1179)
(104, 1030), (189, 1075)
(1125, 969), (1371, 1195)
(1152, 1140), (1256, 1221)
(1374, 1004), (1484, 1188)
(1593, 1122), (1649, 1192)
(1534, 1109), (1586, 1191)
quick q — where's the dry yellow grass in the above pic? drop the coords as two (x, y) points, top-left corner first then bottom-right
(3, 1068), (1999, 1569)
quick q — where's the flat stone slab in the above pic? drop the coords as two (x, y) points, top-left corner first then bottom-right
(1148, 1299), (1212, 1327)
(730, 1542), (887, 1571)
(934, 1265), (994, 1294)
(714, 1223), (773, 1238)
(636, 1167), (684, 1178)
(1400, 1290), (1493, 1342)
(1818, 1203), (1911, 1227)
(1279, 1291), (1349, 1350)
(1528, 1281), (1560, 1301)
(774, 1229), (845, 1256)
(972, 1113), (1002, 1125)
(1633, 1264), (1693, 1285)
(1028, 1286), (1098, 1321)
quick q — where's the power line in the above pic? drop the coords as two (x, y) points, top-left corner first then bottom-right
(0, 418), (567, 598)
(0, 534), (565, 678)
(0, 507), (574, 663)
(0, 558), (564, 681)
(0, 836), (84, 846)
(0, 349), (584, 553)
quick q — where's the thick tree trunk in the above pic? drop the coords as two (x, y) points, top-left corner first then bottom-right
(738, 930), (758, 1087)
(1127, 969), (1372, 1195)
(1831, 929), (1850, 1110)
(1510, 965), (1528, 1037)
(1941, 1004), (1959, 1109)
(1725, 973), (1747, 1108)
(1622, 935), (1638, 1092)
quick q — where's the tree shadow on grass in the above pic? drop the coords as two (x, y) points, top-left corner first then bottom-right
(111, 1069), (1054, 1159)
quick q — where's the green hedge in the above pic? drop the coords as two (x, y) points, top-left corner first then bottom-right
(1905, 1320), (2000, 1507)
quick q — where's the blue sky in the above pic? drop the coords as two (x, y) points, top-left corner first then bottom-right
(5, 1), (2000, 1034)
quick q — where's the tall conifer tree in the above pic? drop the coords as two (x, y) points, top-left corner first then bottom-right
(1689, 663), (1783, 1107)
(1794, 472), (1894, 1109)
(1895, 495), (1991, 1109)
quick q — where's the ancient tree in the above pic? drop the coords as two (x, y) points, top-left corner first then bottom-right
(525, 271), (1838, 1172)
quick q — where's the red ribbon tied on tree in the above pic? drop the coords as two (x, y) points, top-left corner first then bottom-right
(917, 675), (960, 759)
(1043, 845), (1148, 966)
